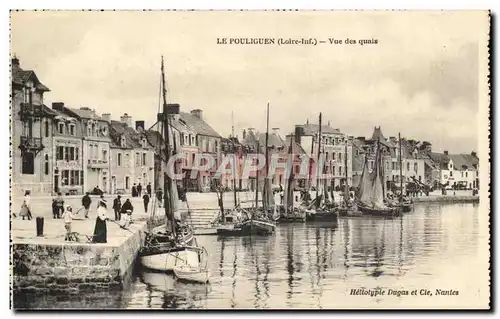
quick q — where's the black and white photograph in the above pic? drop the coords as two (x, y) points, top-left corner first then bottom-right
(9, 10), (490, 310)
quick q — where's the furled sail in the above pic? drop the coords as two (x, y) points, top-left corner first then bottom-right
(369, 143), (388, 209)
(358, 159), (372, 206)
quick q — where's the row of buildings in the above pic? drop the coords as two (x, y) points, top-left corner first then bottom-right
(11, 57), (480, 196)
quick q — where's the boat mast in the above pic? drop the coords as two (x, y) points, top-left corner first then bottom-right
(231, 111), (238, 208)
(344, 138), (349, 204)
(315, 113), (322, 205)
(160, 56), (175, 235)
(399, 132), (403, 202)
(255, 140), (260, 209)
(264, 103), (270, 211)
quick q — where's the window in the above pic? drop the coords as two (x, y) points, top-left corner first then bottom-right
(325, 152), (329, 162)
(70, 170), (76, 185)
(125, 176), (130, 189)
(414, 163), (418, 172)
(450, 171), (453, 177)
(58, 123), (65, 134)
(44, 154), (49, 175)
(466, 172), (468, 178)
(332, 153), (336, 160)
(142, 153), (146, 166)
(21, 153), (34, 175)
(75, 147), (79, 161)
(339, 153), (342, 162)
(91, 124), (96, 136)
(419, 176), (422, 182)
(339, 166), (342, 176)
(392, 162), (396, 170)
(69, 124), (75, 136)
(135, 152), (140, 166)
(56, 146), (64, 160)
(118, 153), (122, 166)
(62, 170), (69, 186)
(102, 150), (107, 161)
(80, 171), (84, 185)
(44, 120), (49, 137)
(407, 162), (410, 171)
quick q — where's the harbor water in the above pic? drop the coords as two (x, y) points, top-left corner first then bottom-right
(15, 202), (486, 309)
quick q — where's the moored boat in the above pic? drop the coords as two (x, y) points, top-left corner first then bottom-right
(174, 264), (210, 284)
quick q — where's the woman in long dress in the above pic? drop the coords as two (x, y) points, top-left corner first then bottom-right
(92, 198), (109, 243)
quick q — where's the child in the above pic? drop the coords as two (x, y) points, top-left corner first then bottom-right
(120, 209), (132, 230)
(63, 205), (74, 241)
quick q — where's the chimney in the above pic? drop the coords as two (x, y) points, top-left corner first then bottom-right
(167, 103), (180, 115)
(444, 150), (449, 156)
(471, 151), (477, 158)
(295, 125), (304, 144)
(272, 127), (280, 135)
(101, 113), (111, 123)
(120, 113), (132, 127)
(11, 56), (20, 68)
(191, 109), (203, 120)
(136, 120), (145, 132)
(242, 129), (246, 139)
(52, 102), (64, 111)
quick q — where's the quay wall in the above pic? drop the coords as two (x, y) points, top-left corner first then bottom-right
(12, 221), (147, 294)
(412, 195), (479, 204)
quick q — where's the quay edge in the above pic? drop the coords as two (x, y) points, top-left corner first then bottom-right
(12, 220), (147, 294)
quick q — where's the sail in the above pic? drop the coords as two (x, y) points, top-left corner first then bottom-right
(369, 143), (388, 209)
(262, 178), (275, 211)
(358, 159), (372, 205)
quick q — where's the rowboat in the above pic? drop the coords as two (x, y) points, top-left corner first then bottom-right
(140, 245), (203, 272)
(173, 264), (210, 284)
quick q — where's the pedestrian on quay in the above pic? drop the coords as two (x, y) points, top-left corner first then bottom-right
(143, 193), (150, 213)
(113, 195), (122, 221)
(63, 205), (74, 241)
(19, 190), (32, 220)
(146, 182), (152, 196)
(54, 192), (64, 219)
(131, 184), (138, 197)
(156, 188), (163, 207)
(92, 198), (109, 243)
(121, 198), (134, 223)
(137, 183), (143, 197)
(76, 192), (92, 218)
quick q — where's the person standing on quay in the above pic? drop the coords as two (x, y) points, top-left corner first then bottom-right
(137, 183), (143, 197)
(143, 193), (150, 213)
(113, 195), (122, 221)
(82, 192), (92, 218)
(146, 182), (152, 196)
(156, 188), (163, 208)
(54, 192), (64, 219)
(19, 190), (32, 220)
(92, 198), (109, 243)
(63, 205), (74, 241)
(131, 184), (138, 197)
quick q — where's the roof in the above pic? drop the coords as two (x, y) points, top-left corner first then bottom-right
(296, 123), (341, 136)
(67, 107), (103, 120)
(370, 126), (394, 148)
(11, 62), (50, 92)
(180, 112), (221, 138)
(448, 154), (479, 171)
(109, 121), (152, 150)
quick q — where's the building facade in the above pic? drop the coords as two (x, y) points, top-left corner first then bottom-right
(11, 57), (55, 196)
(63, 107), (111, 193)
(428, 151), (479, 190)
(108, 114), (155, 195)
(51, 102), (84, 195)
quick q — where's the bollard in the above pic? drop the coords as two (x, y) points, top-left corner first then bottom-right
(36, 217), (44, 237)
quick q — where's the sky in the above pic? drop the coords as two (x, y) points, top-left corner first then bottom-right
(10, 10), (488, 153)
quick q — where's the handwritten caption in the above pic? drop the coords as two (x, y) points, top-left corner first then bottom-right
(350, 288), (459, 297)
(216, 37), (378, 46)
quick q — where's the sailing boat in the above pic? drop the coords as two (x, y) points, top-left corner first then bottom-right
(338, 139), (362, 217)
(139, 57), (207, 273)
(302, 113), (338, 223)
(356, 140), (399, 217)
(279, 137), (306, 222)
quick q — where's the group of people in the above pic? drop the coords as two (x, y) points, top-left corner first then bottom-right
(131, 182), (152, 198)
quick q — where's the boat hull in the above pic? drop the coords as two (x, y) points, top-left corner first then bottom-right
(140, 247), (201, 272)
(358, 205), (400, 217)
(173, 265), (210, 284)
(305, 209), (338, 223)
(217, 219), (276, 236)
(338, 208), (363, 217)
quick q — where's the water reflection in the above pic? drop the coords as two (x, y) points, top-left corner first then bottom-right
(15, 202), (482, 309)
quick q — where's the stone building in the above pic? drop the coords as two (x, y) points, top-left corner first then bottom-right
(427, 151), (479, 190)
(107, 114), (155, 194)
(63, 107), (111, 193)
(11, 57), (55, 196)
(294, 120), (353, 190)
(180, 109), (221, 192)
(51, 102), (85, 195)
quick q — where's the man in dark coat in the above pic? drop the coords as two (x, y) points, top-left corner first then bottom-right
(121, 199), (134, 219)
(82, 192), (92, 218)
(156, 188), (163, 207)
(54, 192), (64, 219)
(113, 195), (122, 221)
(137, 183), (143, 197)
(143, 193), (150, 213)
(131, 184), (138, 197)
(146, 183), (152, 196)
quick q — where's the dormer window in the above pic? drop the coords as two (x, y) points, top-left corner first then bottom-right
(58, 123), (65, 134)
(141, 138), (147, 148)
(120, 135), (126, 148)
(69, 124), (75, 135)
